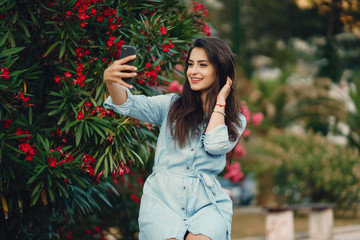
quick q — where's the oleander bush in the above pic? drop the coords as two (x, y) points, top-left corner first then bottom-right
(243, 129), (360, 216)
(0, 0), (209, 238)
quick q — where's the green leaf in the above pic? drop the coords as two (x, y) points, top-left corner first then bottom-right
(61, 120), (78, 132)
(0, 32), (9, 47)
(45, 41), (60, 57)
(18, 19), (30, 38)
(59, 42), (66, 59)
(31, 182), (43, 198)
(75, 122), (84, 146)
(0, 47), (25, 59)
(88, 121), (105, 139)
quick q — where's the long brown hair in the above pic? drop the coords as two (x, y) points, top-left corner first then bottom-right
(167, 37), (242, 148)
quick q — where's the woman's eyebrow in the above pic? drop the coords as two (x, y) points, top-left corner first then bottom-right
(188, 59), (209, 63)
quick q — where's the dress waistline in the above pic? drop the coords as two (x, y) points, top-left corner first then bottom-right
(152, 167), (230, 234)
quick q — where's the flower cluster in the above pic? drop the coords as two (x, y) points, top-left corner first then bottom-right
(192, 1), (211, 36)
(162, 40), (174, 52)
(193, 1), (208, 17)
(111, 162), (130, 184)
(19, 143), (37, 161)
(83, 225), (105, 239)
(76, 101), (115, 120)
(49, 0), (126, 88)
(240, 101), (264, 138)
(14, 91), (29, 104)
(15, 128), (31, 142)
(15, 128), (37, 161)
(82, 153), (96, 176)
(167, 80), (183, 92)
(0, 67), (9, 79)
(137, 62), (162, 86)
(48, 146), (74, 168)
(224, 162), (244, 183)
(51, 129), (69, 144)
(2, 119), (13, 129)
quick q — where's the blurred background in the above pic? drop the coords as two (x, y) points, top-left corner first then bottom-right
(194, 0), (360, 238)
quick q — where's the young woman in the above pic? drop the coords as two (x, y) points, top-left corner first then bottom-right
(103, 37), (246, 240)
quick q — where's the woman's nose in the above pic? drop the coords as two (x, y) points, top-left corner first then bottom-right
(189, 65), (199, 75)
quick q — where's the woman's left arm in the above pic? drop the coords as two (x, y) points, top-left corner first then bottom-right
(204, 77), (246, 155)
(205, 77), (232, 133)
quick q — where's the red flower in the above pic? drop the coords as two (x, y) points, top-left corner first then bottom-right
(64, 11), (72, 19)
(54, 75), (61, 83)
(240, 101), (251, 123)
(169, 40), (174, 49)
(160, 26), (167, 35)
(19, 143), (37, 161)
(167, 80), (183, 92)
(110, 23), (117, 30)
(19, 143), (32, 154)
(1, 67), (10, 79)
(76, 110), (84, 120)
(66, 154), (74, 163)
(3, 119), (13, 129)
(116, 40), (126, 48)
(107, 36), (116, 47)
(251, 112), (264, 126)
(78, 12), (88, 20)
(96, 15), (104, 22)
(224, 162), (244, 183)
(242, 129), (251, 138)
(203, 23), (210, 36)
(48, 156), (58, 167)
(15, 92), (30, 103)
(80, 21), (87, 28)
(82, 154), (96, 176)
(64, 72), (72, 78)
(145, 62), (152, 69)
(15, 128), (31, 142)
(162, 44), (169, 52)
(130, 193), (141, 203)
(233, 144), (247, 159)
(90, 7), (97, 15)
(94, 226), (101, 234)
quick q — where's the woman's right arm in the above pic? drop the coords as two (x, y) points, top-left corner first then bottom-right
(103, 54), (137, 105)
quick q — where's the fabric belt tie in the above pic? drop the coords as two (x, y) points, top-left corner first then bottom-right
(152, 167), (230, 234)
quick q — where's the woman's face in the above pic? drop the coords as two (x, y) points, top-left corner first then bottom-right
(186, 47), (216, 98)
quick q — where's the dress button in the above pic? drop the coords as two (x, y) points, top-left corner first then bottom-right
(183, 219), (186, 221)
(183, 186), (186, 190)
(182, 207), (185, 211)
(191, 148), (194, 151)
(186, 166), (190, 170)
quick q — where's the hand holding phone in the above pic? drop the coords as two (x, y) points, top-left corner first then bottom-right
(119, 45), (137, 83)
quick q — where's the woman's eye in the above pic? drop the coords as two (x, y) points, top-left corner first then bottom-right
(188, 63), (193, 66)
(200, 64), (207, 67)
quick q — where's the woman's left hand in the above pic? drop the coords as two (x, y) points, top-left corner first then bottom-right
(217, 77), (232, 104)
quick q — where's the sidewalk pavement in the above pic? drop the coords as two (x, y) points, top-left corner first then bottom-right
(233, 207), (360, 240)
(233, 225), (360, 240)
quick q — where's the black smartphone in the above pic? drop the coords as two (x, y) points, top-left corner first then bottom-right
(119, 45), (136, 83)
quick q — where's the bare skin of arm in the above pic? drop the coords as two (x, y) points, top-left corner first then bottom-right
(103, 55), (137, 105)
(205, 77), (232, 133)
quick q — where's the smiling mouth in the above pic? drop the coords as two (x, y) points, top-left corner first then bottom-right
(190, 77), (202, 83)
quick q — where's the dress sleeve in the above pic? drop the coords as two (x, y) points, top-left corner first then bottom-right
(104, 87), (175, 126)
(203, 114), (247, 155)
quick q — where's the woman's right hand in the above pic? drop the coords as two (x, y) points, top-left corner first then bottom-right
(103, 55), (137, 89)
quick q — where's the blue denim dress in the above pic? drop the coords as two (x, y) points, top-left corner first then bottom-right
(104, 88), (246, 240)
